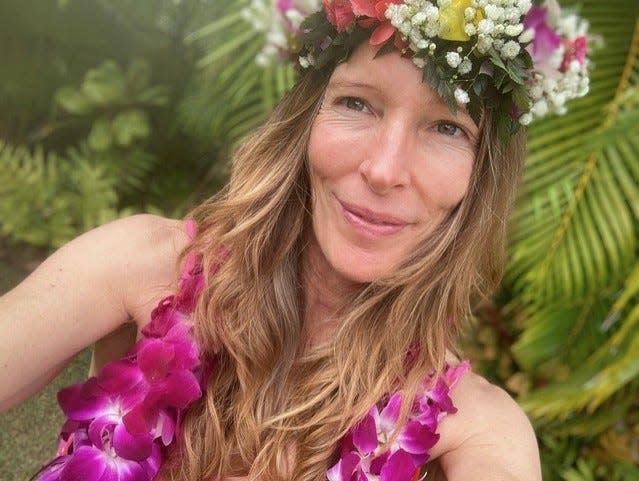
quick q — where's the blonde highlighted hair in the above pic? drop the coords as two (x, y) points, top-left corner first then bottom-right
(162, 64), (526, 481)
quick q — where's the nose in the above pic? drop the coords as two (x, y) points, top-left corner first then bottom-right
(359, 120), (412, 195)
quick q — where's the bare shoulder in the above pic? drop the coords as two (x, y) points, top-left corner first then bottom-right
(49, 214), (186, 264)
(95, 214), (192, 325)
(81, 213), (187, 254)
(104, 213), (190, 271)
(8, 213), (191, 327)
(444, 370), (530, 433)
(60, 214), (188, 288)
(431, 369), (542, 481)
(0, 215), (192, 410)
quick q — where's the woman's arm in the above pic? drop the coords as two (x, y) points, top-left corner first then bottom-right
(433, 371), (542, 481)
(0, 214), (189, 413)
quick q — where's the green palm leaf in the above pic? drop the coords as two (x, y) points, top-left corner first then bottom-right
(503, 2), (639, 443)
(507, 6), (639, 305)
(178, 0), (297, 154)
(518, 260), (639, 419)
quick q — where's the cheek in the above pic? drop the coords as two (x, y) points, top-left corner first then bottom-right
(307, 119), (358, 183)
(415, 157), (474, 209)
(307, 128), (329, 180)
(307, 122), (337, 221)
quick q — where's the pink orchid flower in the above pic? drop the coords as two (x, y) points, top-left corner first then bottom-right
(328, 392), (439, 481)
(56, 442), (161, 481)
(327, 362), (469, 481)
(524, 5), (562, 78)
(36, 250), (212, 481)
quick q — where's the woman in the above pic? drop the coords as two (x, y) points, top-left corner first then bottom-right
(1, 0), (591, 479)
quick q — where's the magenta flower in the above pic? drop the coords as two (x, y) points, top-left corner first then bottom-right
(328, 363), (469, 481)
(58, 443), (161, 481)
(275, 0), (307, 36)
(38, 457), (70, 481)
(276, 0), (294, 12)
(36, 258), (208, 481)
(524, 6), (561, 64)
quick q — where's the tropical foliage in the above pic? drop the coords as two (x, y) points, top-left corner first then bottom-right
(465, 2), (639, 478)
(1, 0), (638, 478)
(0, 0), (233, 246)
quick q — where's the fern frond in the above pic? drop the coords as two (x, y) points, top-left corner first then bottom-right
(0, 140), (121, 246)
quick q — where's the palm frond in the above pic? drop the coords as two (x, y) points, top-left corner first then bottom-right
(517, 260), (639, 421)
(501, 2), (639, 442)
(177, 0), (298, 154)
(507, 6), (639, 305)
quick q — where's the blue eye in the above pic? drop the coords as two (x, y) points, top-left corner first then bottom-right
(437, 122), (464, 137)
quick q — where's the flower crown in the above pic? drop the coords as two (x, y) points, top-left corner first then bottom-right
(243, 0), (592, 141)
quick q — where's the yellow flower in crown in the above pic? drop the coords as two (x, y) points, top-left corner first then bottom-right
(438, 0), (484, 41)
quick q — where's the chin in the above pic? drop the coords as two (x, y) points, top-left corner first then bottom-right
(336, 266), (383, 284)
(325, 244), (401, 284)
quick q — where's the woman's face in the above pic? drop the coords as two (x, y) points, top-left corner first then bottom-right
(307, 42), (479, 284)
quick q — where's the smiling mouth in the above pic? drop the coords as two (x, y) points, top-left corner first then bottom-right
(339, 199), (410, 236)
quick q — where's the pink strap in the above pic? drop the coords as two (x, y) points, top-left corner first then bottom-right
(184, 219), (198, 241)
(445, 359), (471, 390)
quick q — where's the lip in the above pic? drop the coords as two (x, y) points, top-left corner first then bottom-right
(338, 199), (411, 237)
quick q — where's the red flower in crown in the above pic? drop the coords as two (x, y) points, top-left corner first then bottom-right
(352, 0), (403, 44)
(322, 0), (404, 44)
(322, 0), (356, 32)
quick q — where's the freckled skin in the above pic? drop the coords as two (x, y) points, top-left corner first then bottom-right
(307, 42), (478, 284)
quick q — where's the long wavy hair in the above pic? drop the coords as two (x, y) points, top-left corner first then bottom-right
(163, 59), (527, 481)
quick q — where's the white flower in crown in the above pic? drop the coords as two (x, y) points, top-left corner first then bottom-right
(242, 0), (322, 65)
(454, 87), (470, 104)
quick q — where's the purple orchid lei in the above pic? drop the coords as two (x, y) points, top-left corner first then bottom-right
(36, 232), (469, 481)
(327, 361), (469, 481)
(36, 251), (210, 481)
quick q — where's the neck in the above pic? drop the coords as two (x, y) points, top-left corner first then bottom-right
(301, 234), (360, 349)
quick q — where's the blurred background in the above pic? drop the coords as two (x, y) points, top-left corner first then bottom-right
(0, 1), (638, 480)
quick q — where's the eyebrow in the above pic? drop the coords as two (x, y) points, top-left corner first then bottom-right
(328, 76), (479, 132)
(329, 77), (470, 113)
(327, 78), (381, 92)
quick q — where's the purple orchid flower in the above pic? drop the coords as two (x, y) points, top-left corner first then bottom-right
(380, 450), (419, 481)
(329, 393), (435, 481)
(57, 442), (161, 481)
(327, 362), (470, 481)
(40, 425), (161, 481)
(38, 457), (70, 481)
(524, 6), (561, 64)
(524, 5), (564, 79)
(37, 260), (208, 481)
